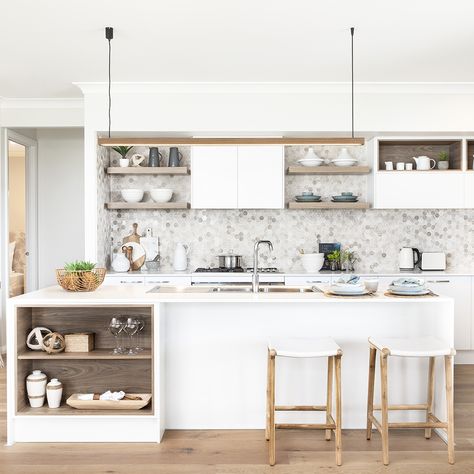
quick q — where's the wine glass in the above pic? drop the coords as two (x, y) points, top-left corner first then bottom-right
(108, 317), (125, 354)
(133, 318), (145, 353)
(123, 318), (139, 355)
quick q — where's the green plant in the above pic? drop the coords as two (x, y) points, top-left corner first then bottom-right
(64, 261), (96, 272)
(438, 151), (449, 162)
(111, 146), (133, 158)
(327, 250), (341, 262)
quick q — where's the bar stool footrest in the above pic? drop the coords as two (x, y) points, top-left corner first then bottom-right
(276, 423), (336, 430)
(275, 405), (327, 412)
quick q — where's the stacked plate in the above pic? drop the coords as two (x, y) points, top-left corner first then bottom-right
(328, 276), (369, 296)
(298, 158), (325, 167)
(387, 278), (429, 296)
(295, 192), (321, 202)
(331, 192), (359, 203)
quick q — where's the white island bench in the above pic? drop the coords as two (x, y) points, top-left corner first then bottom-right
(6, 285), (454, 444)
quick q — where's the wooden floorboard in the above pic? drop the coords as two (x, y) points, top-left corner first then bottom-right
(0, 363), (473, 473)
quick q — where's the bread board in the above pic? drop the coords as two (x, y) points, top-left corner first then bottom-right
(66, 393), (152, 410)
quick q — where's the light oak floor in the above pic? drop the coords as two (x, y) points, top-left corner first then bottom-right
(0, 364), (473, 473)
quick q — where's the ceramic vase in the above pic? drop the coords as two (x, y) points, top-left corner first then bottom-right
(26, 370), (47, 408)
(438, 161), (449, 170)
(119, 158), (130, 167)
(46, 378), (63, 408)
(111, 252), (131, 272)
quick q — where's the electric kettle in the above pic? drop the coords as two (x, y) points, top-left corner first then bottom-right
(398, 247), (421, 270)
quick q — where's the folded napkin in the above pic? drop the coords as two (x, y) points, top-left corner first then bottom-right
(391, 278), (425, 287)
(77, 390), (125, 401)
(334, 274), (361, 285)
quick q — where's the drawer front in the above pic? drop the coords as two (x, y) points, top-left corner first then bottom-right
(285, 276), (332, 286)
(103, 276), (145, 285)
(144, 276), (192, 286)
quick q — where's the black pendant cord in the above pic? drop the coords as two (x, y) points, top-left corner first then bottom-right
(105, 27), (114, 138)
(350, 27), (355, 139)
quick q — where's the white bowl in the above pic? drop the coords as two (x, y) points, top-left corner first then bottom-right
(150, 188), (173, 203)
(121, 189), (144, 203)
(298, 158), (325, 167)
(301, 253), (325, 272)
(331, 159), (358, 167)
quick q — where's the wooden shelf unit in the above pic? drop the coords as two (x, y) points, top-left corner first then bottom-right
(106, 202), (190, 210)
(287, 165), (370, 175)
(17, 404), (153, 416)
(377, 139), (463, 171)
(107, 166), (189, 175)
(18, 349), (152, 360)
(467, 140), (474, 170)
(288, 201), (370, 210)
(15, 306), (154, 416)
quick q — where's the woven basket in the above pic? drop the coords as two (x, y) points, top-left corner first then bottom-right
(56, 268), (106, 292)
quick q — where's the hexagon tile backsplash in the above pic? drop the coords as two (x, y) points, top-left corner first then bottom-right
(98, 145), (474, 272)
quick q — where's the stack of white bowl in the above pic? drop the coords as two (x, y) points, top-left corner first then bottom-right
(121, 189), (144, 203)
(150, 188), (173, 203)
(301, 253), (325, 272)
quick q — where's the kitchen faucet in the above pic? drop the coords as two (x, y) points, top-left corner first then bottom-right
(252, 240), (274, 293)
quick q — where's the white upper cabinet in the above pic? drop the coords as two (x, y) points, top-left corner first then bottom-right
(191, 145), (284, 209)
(465, 173), (474, 208)
(237, 146), (284, 209)
(191, 146), (238, 209)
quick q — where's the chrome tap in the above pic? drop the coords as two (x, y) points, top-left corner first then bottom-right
(252, 240), (274, 293)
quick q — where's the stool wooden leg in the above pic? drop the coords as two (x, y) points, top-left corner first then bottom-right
(380, 350), (389, 466)
(444, 355), (455, 465)
(265, 348), (270, 441)
(366, 346), (377, 440)
(325, 355), (334, 441)
(425, 356), (435, 439)
(335, 353), (342, 466)
(269, 350), (276, 466)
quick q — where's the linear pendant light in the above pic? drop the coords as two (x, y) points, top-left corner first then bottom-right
(99, 27), (364, 147)
(105, 27), (114, 138)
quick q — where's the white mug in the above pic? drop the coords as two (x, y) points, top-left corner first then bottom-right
(406, 163), (413, 171)
(385, 161), (393, 171)
(396, 162), (405, 171)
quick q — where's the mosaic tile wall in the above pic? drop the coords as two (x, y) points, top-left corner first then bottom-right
(98, 146), (474, 273)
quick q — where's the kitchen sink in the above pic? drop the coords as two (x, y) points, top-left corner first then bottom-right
(209, 286), (316, 293)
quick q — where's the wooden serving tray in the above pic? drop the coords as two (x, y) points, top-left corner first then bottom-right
(66, 393), (151, 410)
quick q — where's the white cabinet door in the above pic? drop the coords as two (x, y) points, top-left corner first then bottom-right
(465, 173), (474, 208)
(144, 276), (192, 286)
(237, 146), (284, 209)
(285, 276), (332, 286)
(425, 277), (472, 350)
(191, 146), (238, 209)
(103, 275), (145, 285)
(374, 172), (465, 208)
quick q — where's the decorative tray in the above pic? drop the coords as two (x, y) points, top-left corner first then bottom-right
(66, 393), (152, 410)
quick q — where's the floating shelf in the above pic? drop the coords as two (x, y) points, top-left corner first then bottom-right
(288, 201), (370, 210)
(17, 404), (153, 416)
(287, 165), (371, 175)
(106, 202), (190, 210)
(17, 349), (152, 360)
(99, 137), (365, 146)
(107, 167), (189, 175)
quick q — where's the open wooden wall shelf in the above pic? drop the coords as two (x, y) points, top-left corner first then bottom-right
(106, 202), (190, 210)
(18, 349), (152, 360)
(107, 167), (189, 175)
(288, 201), (370, 210)
(287, 165), (370, 175)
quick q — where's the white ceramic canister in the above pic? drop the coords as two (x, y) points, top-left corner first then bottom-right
(46, 378), (63, 408)
(26, 370), (47, 408)
(173, 242), (189, 271)
(111, 252), (131, 272)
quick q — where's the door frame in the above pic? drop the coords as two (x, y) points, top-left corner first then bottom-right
(0, 128), (38, 349)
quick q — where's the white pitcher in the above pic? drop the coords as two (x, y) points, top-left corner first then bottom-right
(412, 156), (436, 170)
(173, 242), (189, 271)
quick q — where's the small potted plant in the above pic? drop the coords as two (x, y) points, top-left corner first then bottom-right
(341, 249), (357, 272)
(56, 261), (106, 292)
(438, 151), (449, 170)
(327, 250), (341, 271)
(112, 146), (134, 167)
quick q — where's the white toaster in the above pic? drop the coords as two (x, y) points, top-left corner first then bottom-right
(421, 252), (446, 271)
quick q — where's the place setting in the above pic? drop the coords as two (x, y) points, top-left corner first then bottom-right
(322, 275), (378, 298)
(384, 278), (438, 297)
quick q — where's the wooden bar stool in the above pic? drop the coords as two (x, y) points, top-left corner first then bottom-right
(366, 336), (455, 465)
(266, 337), (343, 466)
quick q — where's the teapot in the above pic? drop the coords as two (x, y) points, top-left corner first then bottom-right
(173, 242), (189, 271)
(412, 156), (436, 170)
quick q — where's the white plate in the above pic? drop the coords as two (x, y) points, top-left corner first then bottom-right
(329, 286), (368, 295)
(388, 288), (430, 296)
(297, 159), (325, 167)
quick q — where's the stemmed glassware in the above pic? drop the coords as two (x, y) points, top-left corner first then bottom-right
(108, 317), (146, 355)
(108, 317), (125, 354)
(123, 318), (139, 355)
(133, 318), (145, 353)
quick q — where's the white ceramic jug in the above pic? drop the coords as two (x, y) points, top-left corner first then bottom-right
(111, 252), (130, 272)
(412, 156), (436, 170)
(173, 242), (189, 271)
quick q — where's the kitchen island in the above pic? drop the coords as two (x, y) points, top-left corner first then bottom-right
(6, 285), (454, 445)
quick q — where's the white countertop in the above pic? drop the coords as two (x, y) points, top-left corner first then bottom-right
(10, 284), (452, 305)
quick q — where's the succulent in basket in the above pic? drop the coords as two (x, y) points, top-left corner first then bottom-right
(111, 146), (134, 159)
(57, 261), (106, 292)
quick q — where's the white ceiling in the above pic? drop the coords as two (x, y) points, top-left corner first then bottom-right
(2, 0), (474, 98)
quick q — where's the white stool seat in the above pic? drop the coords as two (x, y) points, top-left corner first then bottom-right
(369, 336), (455, 357)
(268, 337), (342, 358)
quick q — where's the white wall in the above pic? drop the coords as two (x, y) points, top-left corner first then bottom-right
(37, 128), (84, 286)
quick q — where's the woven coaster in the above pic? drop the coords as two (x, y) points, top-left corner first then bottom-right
(384, 291), (438, 298)
(324, 291), (377, 299)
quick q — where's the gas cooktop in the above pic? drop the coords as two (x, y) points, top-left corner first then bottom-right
(194, 267), (280, 273)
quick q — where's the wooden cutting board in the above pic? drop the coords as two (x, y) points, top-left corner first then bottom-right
(123, 223), (141, 244)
